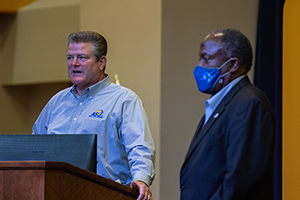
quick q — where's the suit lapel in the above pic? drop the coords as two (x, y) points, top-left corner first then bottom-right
(183, 103), (226, 165)
(182, 76), (252, 169)
(184, 116), (205, 158)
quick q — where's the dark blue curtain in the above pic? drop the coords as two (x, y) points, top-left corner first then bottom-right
(254, 0), (285, 200)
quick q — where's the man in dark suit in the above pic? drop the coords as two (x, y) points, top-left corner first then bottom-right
(180, 29), (275, 200)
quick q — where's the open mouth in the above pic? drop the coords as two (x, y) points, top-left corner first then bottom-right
(73, 70), (82, 74)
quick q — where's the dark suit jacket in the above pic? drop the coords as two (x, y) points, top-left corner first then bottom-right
(180, 76), (275, 200)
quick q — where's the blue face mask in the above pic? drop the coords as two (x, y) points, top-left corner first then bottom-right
(193, 58), (232, 94)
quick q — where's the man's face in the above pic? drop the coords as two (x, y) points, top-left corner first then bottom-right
(67, 42), (104, 93)
(198, 36), (230, 94)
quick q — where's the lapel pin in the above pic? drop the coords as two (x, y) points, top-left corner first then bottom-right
(214, 113), (219, 118)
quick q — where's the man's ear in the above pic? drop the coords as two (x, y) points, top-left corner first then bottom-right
(98, 55), (107, 71)
(229, 57), (240, 72)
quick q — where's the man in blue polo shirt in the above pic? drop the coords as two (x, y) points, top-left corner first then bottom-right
(33, 31), (155, 200)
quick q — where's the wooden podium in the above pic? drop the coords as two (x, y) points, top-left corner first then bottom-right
(0, 161), (139, 200)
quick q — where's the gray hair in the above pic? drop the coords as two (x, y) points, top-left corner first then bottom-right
(208, 29), (253, 71)
(68, 31), (107, 62)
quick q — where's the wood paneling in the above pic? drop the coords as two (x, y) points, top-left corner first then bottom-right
(0, 161), (139, 200)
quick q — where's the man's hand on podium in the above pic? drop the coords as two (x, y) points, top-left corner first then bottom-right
(130, 180), (152, 200)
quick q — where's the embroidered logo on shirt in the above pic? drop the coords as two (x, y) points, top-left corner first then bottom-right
(89, 110), (104, 118)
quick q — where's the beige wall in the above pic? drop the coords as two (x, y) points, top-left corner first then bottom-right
(13, 0), (79, 84)
(0, 0), (79, 133)
(0, 0), (259, 199)
(0, 13), (27, 133)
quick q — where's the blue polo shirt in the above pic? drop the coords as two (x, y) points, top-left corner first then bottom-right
(32, 75), (155, 186)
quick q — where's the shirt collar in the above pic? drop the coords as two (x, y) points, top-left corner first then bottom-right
(206, 75), (246, 112)
(70, 74), (111, 98)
